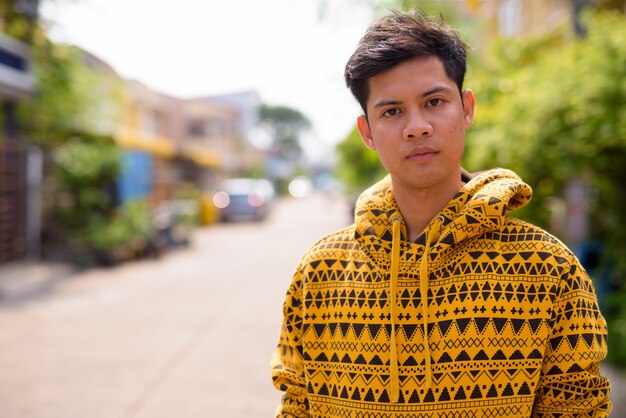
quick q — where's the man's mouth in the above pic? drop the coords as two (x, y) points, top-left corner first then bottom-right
(407, 148), (437, 162)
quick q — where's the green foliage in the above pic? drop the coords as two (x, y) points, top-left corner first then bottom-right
(335, 126), (387, 194)
(464, 11), (626, 364)
(607, 290), (626, 366)
(258, 104), (311, 159)
(18, 41), (84, 143)
(86, 199), (153, 252)
(467, 10), (626, 242)
(242, 160), (267, 179)
(51, 140), (154, 264)
(55, 139), (121, 186)
(0, 0), (38, 42)
(17, 39), (124, 145)
(54, 140), (121, 230)
(18, 33), (130, 264)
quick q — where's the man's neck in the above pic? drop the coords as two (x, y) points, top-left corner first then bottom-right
(392, 175), (464, 242)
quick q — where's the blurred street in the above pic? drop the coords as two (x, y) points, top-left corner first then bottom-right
(1, 2), (624, 417)
(0, 193), (350, 418)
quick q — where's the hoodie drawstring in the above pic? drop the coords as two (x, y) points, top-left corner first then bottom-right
(389, 217), (402, 403)
(419, 215), (443, 390)
(389, 215), (444, 402)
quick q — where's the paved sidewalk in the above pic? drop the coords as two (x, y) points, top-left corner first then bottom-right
(604, 364), (626, 416)
(0, 261), (76, 303)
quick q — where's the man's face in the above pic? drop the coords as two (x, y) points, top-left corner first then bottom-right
(357, 56), (474, 193)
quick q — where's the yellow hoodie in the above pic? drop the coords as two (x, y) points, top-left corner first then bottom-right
(271, 168), (611, 417)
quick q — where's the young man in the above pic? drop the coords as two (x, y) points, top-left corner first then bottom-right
(271, 11), (611, 417)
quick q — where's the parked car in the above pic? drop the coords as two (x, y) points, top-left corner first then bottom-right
(212, 178), (274, 222)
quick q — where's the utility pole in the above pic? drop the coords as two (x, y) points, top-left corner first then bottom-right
(572, 0), (590, 37)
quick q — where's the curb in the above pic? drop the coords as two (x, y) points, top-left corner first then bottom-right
(0, 261), (76, 303)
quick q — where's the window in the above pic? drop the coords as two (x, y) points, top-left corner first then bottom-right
(187, 120), (205, 137)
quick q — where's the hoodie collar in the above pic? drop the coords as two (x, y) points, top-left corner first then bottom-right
(355, 168), (532, 258)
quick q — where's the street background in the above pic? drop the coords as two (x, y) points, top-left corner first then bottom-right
(1, 1), (625, 417)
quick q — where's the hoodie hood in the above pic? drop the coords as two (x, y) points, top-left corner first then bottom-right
(353, 168), (532, 402)
(355, 168), (532, 258)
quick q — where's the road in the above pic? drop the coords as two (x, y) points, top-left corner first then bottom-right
(0, 193), (350, 418)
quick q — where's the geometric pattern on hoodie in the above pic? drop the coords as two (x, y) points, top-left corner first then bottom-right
(271, 168), (611, 417)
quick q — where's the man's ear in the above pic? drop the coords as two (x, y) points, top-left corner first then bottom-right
(462, 89), (475, 129)
(357, 115), (376, 151)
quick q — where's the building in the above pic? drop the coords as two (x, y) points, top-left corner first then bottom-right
(0, 28), (36, 263)
(179, 97), (239, 188)
(115, 80), (181, 206)
(202, 90), (267, 179)
(116, 80), (246, 206)
(466, 0), (625, 39)
(478, 0), (571, 38)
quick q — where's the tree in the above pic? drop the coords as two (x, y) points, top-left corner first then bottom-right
(466, 10), (626, 245)
(0, 0), (40, 42)
(11, 24), (134, 265)
(335, 126), (386, 194)
(464, 11), (626, 365)
(257, 104), (311, 160)
(17, 38), (124, 145)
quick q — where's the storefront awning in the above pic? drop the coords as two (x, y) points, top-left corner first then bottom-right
(179, 145), (223, 168)
(114, 130), (223, 168)
(114, 130), (176, 158)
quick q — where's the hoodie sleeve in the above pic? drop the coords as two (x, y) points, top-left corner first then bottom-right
(271, 264), (309, 417)
(533, 255), (612, 417)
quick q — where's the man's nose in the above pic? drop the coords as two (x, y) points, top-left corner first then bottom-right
(402, 109), (433, 140)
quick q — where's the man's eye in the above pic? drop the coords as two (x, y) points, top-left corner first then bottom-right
(426, 98), (443, 107)
(383, 108), (399, 117)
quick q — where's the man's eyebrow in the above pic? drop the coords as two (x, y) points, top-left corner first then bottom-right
(373, 86), (454, 108)
(421, 86), (452, 97)
(373, 99), (402, 108)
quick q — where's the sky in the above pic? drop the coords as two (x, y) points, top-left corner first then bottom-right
(40, 0), (376, 161)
